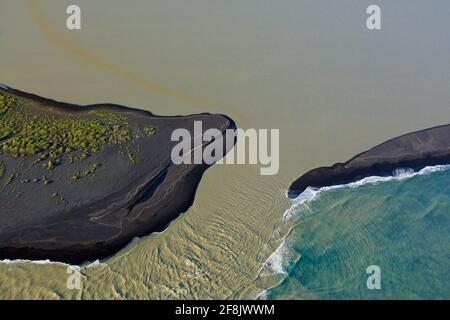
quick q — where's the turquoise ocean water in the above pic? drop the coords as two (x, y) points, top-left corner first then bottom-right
(260, 166), (450, 300)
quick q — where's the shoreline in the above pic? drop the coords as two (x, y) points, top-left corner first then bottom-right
(288, 124), (450, 198)
(259, 164), (450, 300)
(0, 84), (236, 264)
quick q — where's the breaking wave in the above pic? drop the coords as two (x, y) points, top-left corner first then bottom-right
(255, 164), (450, 299)
(284, 165), (450, 220)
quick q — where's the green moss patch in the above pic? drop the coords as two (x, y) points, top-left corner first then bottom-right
(0, 92), (155, 169)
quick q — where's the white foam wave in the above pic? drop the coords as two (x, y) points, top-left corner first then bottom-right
(85, 260), (108, 268)
(284, 164), (450, 220)
(0, 259), (70, 267)
(263, 240), (290, 275)
(0, 258), (108, 268)
(255, 289), (268, 300)
(257, 164), (450, 297)
(259, 239), (301, 277)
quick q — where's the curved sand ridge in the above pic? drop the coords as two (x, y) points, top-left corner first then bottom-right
(288, 124), (450, 197)
(0, 85), (236, 264)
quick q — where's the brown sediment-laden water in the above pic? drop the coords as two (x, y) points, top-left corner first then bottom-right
(0, 0), (449, 299)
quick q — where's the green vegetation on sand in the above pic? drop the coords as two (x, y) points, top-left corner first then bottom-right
(0, 93), (156, 170)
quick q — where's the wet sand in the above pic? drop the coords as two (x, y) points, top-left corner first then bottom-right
(0, 0), (449, 299)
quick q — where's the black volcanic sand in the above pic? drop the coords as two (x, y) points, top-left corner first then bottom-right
(289, 124), (450, 198)
(0, 85), (236, 264)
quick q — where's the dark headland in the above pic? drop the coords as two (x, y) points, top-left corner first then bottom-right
(288, 124), (450, 198)
(0, 84), (236, 264)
